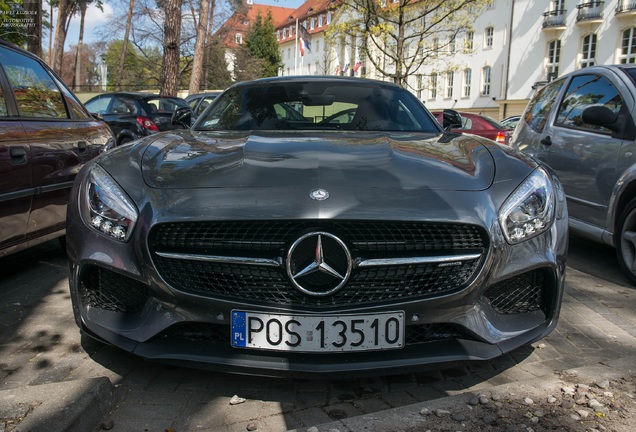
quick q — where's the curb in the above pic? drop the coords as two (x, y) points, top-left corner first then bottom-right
(288, 356), (636, 432)
(0, 377), (113, 432)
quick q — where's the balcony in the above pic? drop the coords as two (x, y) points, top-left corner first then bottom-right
(616, 0), (636, 16)
(542, 9), (567, 30)
(576, 2), (604, 24)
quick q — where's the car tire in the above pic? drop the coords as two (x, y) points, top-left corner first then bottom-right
(616, 198), (636, 285)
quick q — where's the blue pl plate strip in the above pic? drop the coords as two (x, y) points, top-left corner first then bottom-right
(231, 311), (247, 347)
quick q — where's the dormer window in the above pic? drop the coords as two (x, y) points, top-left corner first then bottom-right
(243, 19), (249, 26)
(246, 0), (253, 4)
(319, 16), (323, 27)
(235, 33), (243, 44)
(327, 12), (332, 24)
(310, 18), (316, 29)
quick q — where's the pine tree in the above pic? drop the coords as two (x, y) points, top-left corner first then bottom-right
(244, 11), (282, 78)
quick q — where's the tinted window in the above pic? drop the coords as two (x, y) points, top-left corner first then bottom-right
(144, 97), (188, 114)
(196, 81), (439, 132)
(555, 74), (623, 133)
(0, 82), (7, 117)
(0, 46), (67, 118)
(523, 78), (566, 133)
(110, 97), (138, 114)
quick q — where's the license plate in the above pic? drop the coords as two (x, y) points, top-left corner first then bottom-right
(231, 310), (404, 352)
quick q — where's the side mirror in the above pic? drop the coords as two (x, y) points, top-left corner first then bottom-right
(581, 105), (620, 132)
(90, 112), (104, 121)
(172, 106), (192, 129)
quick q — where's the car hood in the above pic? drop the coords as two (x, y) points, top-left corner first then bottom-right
(140, 130), (495, 191)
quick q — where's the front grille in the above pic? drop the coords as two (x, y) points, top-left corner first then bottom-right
(484, 271), (546, 314)
(80, 267), (149, 313)
(166, 322), (476, 345)
(150, 221), (486, 254)
(150, 221), (487, 308)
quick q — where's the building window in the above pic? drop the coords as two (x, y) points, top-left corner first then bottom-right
(482, 66), (491, 95)
(287, 48), (291, 59)
(485, 27), (494, 48)
(466, 31), (474, 51)
(315, 39), (321, 52)
(310, 18), (316, 30)
(417, 74), (423, 99)
(446, 71), (454, 98)
(430, 73), (438, 99)
(449, 36), (456, 53)
(620, 28), (636, 64)
(327, 12), (332, 24)
(580, 34), (597, 68)
(303, 21), (307, 29)
(547, 39), (561, 80)
(235, 33), (242, 44)
(433, 38), (439, 53)
(463, 69), (472, 97)
(319, 16), (323, 27)
(283, 28), (288, 38)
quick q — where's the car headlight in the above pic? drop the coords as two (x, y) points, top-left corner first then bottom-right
(499, 168), (554, 244)
(80, 164), (138, 242)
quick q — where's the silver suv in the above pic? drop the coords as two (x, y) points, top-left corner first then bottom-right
(511, 65), (636, 283)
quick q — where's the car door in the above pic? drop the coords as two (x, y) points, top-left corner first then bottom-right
(0, 45), (105, 242)
(536, 72), (631, 228)
(0, 67), (31, 254)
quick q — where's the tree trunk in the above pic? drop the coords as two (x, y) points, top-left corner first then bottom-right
(188, 0), (211, 94)
(25, 0), (42, 57)
(73, 2), (88, 92)
(160, 0), (183, 96)
(116, 0), (135, 91)
(52, 0), (71, 75)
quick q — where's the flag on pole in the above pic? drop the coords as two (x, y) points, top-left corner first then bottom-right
(343, 50), (351, 75)
(299, 37), (310, 56)
(299, 23), (312, 57)
(353, 49), (362, 73)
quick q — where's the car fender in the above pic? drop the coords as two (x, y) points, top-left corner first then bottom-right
(116, 128), (140, 145)
(606, 161), (636, 246)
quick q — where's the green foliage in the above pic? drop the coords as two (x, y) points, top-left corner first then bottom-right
(104, 40), (162, 90)
(207, 37), (233, 89)
(0, 0), (29, 46)
(244, 11), (282, 78)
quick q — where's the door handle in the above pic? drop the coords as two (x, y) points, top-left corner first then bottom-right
(10, 146), (27, 164)
(540, 136), (552, 146)
(77, 141), (87, 152)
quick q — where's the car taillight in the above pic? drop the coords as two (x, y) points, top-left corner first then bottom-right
(136, 116), (159, 131)
(495, 131), (506, 144)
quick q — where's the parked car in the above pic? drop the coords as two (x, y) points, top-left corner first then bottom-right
(510, 64), (636, 284)
(432, 110), (513, 145)
(185, 91), (222, 119)
(84, 92), (190, 146)
(501, 115), (522, 129)
(0, 40), (114, 258)
(67, 76), (567, 376)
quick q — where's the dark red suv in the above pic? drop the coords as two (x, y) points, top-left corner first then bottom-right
(0, 41), (114, 257)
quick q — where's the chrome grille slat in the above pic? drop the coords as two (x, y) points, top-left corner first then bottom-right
(149, 221), (488, 308)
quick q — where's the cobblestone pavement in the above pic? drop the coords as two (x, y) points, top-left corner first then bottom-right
(1, 235), (635, 432)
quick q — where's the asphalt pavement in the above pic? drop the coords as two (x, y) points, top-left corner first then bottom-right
(1, 235), (636, 432)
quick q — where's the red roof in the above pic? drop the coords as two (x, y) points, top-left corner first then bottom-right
(217, 2), (297, 49)
(275, 0), (341, 44)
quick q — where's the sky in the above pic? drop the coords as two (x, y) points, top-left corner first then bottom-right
(55, 0), (306, 51)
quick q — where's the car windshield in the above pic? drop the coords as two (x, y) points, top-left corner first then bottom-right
(144, 97), (188, 113)
(193, 80), (440, 132)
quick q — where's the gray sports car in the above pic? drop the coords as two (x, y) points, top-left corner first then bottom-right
(66, 76), (568, 376)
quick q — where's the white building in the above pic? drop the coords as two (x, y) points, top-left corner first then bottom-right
(275, 0), (636, 120)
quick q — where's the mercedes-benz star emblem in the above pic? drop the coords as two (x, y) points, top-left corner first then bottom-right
(310, 188), (329, 201)
(286, 232), (352, 297)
